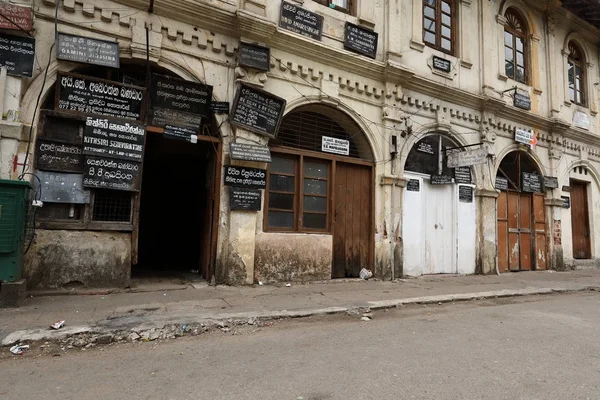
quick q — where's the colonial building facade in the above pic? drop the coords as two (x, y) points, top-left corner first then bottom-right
(0, 0), (597, 288)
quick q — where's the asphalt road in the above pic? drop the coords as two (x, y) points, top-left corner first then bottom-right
(2, 292), (600, 400)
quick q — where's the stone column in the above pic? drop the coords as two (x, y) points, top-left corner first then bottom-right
(547, 135), (566, 270)
(476, 188), (499, 274)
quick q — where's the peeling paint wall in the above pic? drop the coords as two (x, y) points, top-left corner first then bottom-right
(254, 233), (332, 283)
(24, 230), (131, 289)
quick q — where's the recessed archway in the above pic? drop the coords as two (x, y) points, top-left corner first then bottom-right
(495, 150), (547, 272)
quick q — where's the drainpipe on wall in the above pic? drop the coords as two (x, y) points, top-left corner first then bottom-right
(390, 135), (398, 281)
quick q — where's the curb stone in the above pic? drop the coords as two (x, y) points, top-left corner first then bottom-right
(3, 286), (598, 347)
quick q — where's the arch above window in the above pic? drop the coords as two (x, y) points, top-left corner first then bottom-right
(503, 7), (528, 84)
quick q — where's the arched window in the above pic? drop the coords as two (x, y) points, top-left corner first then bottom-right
(423, 0), (456, 55)
(504, 8), (528, 84)
(568, 41), (586, 106)
(265, 106), (374, 233)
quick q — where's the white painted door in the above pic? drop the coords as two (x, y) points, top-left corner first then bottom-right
(456, 184), (477, 274)
(423, 183), (455, 274)
(402, 174), (425, 277)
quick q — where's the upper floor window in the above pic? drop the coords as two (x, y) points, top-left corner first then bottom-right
(504, 8), (528, 84)
(314, 0), (353, 14)
(568, 41), (586, 106)
(422, 0), (455, 55)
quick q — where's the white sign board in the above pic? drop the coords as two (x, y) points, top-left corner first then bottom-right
(447, 147), (488, 168)
(573, 111), (590, 130)
(515, 128), (534, 145)
(322, 136), (350, 156)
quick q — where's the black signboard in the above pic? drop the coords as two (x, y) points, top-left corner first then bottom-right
(164, 125), (196, 142)
(0, 33), (35, 77)
(83, 156), (141, 192)
(459, 186), (473, 203)
(211, 102), (230, 115)
(56, 72), (145, 120)
(230, 143), (272, 163)
(432, 56), (451, 73)
(35, 139), (84, 173)
(83, 117), (145, 162)
(230, 83), (287, 138)
(151, 74), (213, 118)
(544, 176), (559, 189)
(406, 179), (420, 192)
(35, 171), (90, 204)
(239, 43), (270, 71)
(417, 141), (435, 154)
(279, 1), (324, 41)
(230, 187), (262, 211)
(561, 196), (570, 209)
(56, 32), (120, 68)
(522, 172), (543, 193)
(431, 174), (452, 185)
(224, 165), (267, 189)
(514, 92), (531, 111)
(495, 177), (508, 191)
(454, 167), (472, 184)
(151, 107), (202, 131)
(344, 22), (378, 59)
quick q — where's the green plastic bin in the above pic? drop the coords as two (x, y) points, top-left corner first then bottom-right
(0, 179), (32, 282)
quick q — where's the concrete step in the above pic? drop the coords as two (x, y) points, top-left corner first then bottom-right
(566, 259), (600, 270)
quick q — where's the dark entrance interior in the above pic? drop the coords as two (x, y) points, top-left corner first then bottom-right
(135, 133), (216, 279)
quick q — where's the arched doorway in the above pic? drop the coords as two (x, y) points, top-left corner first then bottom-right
(402, 134), (477, 276)
(264, 104), (375, 278)
(496, 150), (547, 272)
(33, 62), (221, 282)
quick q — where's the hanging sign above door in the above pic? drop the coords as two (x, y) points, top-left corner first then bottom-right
(239, 43), (270, 71)
(495, 177), (508, 191)
(56, 72), (146, 120)
(229, 83), (287, 138)
(344, 22), (378, 59)
(322, 136), (350, 156)
(164, 125), (198, 143)
(522, 172), (543, 193)
(230, 187), (262, 211)
(513, 92), (531, 111)
(279, 1), (324, 41)
(0, 33), (35, 77)
(544, 176), (559, 189)
(82, 155), (142, 192)
(56, 33), (120, 68)
(454, 167), (472, 184)
(447, 147), (487, 168)
(0, 3), (32, 31)
(230, 143), (272, 163)
(224, 166), (267, 189)
(83, 117), (146, 162)
(151, 74), (213, 117)
(514, 128), (534, 145)
(430, 174), (452, 185)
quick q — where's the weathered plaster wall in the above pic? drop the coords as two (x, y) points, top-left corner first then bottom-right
(254, 232), (332, 282)
(24, 230), (131, 289)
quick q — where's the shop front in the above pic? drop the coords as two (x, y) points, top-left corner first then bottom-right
(24, 61), (223, 289)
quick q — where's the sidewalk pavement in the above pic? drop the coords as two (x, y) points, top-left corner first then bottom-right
(2, 270), (600, 346)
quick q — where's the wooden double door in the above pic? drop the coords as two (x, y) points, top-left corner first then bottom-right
(332, 162), (373, 278)
(570, 181), (591, 259)
(497, 191), (547, 272)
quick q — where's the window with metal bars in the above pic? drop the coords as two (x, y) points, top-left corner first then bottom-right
(266, 154), (330, 232)
(567, 41), (586, 106)
(423, 0), (455, 55)
(314, 0), (353, 14)
(504, 8), (528, 84)
(92, 190), (133, 223)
